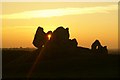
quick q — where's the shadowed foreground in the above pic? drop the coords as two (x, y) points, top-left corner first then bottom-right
(2, 49), (120, 79)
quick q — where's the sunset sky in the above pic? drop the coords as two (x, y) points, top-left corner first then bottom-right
(1, 2), (118, 49)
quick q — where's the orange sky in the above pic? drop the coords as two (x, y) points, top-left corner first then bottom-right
(1, 2), (118, 49)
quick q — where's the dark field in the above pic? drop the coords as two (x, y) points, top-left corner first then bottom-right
(2, 49), (120, 79)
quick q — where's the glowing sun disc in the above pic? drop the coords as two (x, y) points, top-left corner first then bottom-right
(48, 34), (51, 40)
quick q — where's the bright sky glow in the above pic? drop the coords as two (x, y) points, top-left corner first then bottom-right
(2, 2), (118, 49)
(1, 5), (117, 19)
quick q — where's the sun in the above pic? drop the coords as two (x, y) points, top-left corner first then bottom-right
(47, 34), (52, 40)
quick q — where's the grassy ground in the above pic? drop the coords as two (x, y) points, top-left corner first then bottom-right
(2, 49), (120, 79)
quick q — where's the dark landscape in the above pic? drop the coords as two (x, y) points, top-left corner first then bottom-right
(2, 49), (120, 79)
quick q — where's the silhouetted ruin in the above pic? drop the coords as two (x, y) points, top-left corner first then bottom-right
(91, 40), (108, 54)
(51, 27), (69, 42)
(33, 26), (108, 55)
(33, 27), (46, 49)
